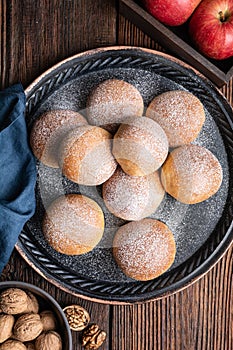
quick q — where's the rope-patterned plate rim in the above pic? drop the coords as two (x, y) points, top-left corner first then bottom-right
(17, 46), (233, 304)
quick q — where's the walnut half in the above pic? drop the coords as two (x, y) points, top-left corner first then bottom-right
(63, 304), (90, 331)
(81, 324), (106, 350)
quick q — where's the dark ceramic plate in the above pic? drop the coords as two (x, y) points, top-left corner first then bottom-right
(17, 47), (233, 304)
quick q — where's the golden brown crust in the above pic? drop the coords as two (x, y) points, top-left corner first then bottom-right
(42, 194), (104, 255)
(86, 79), (144, 133)
(146, 90), (205, 147)
(59, 125), (117, 186)
(113, 219), (176, 281)
(102, 167), (165, 221)
(113, 116), (168, 176)
(114, 158), (142, 176)
(161, 144), (223, 204)
(30, 109), (87, 168)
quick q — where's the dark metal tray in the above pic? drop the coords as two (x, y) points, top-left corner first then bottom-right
(17, 47), (233, 304)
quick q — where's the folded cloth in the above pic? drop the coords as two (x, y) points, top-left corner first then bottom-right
(0, 83), (36, 274)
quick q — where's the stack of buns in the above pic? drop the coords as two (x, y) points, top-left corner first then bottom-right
(30, 79), (223, 281)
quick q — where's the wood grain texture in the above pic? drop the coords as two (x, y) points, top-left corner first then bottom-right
(119, 0), (233, 87)
(112, 247), (233, 350)
(0, 0), (116, 89)
(0, 1), (232, 350)
(115, 14), (233, 350)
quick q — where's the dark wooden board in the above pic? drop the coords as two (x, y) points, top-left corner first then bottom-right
(0, 1), (232, 349)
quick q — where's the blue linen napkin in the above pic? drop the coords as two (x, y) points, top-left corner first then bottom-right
(0, 83), (37, 274)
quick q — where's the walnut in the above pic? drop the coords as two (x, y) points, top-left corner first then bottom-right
(35, 331), (62, 350)
(0, 339), (27, 350)
(40, 310), (57, 331)
(25, 343), (35, 350)
(63, 304), (90, 331)
(81, 324), (106, 350)
(26, 292), (39, 314)
(0, 288), (29, 315)
(0, 314), (14, 343)
(13, 313), (43, 342)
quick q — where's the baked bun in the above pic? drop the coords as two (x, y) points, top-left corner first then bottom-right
(113, 218), (176, 281)
(59, 125), (117, 186)
(113, 116), (168, 176)
(30, 109), (87, 168)
(42, 194), (104, 255)
(102, 167), (165, 221)
(161, 144), (223, 204)
(146, 90), (205, 147)
(86, 79), (144, 132)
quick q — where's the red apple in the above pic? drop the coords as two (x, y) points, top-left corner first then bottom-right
(189, 0), (233, 60)
(142, 0), (202, 26)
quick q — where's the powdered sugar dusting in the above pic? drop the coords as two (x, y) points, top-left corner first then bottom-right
(103, 167), (164, 221)
(60, 125), (117, 185)
(27, 66), (230, 283)
(146, 90), (205, 147)
(30, 109), (87, 168)
(43, 194), (104, 254)
(113, 116), (169, 175)
(86, 79), (144, 130)
(113, 219), (176, 280)
(161, 144), (223, 204)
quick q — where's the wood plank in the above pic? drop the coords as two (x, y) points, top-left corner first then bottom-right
(114, 13), (233, 350)
(111, 247), (232, 350)
(0, 0), (8, 88)
(0, 2), (232, 350)
(1, 0), (117, 88)
(0, 1), (117, 349)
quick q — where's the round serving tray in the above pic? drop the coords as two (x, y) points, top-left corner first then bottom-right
(17, 47), (233, 304)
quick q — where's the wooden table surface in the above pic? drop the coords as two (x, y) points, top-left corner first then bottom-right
(0, 1), (232, 349)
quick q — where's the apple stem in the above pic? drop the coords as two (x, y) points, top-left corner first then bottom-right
(219, 11), (227, 22)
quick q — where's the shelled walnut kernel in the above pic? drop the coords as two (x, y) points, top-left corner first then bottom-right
(81, 324), (106, 350)
(63, 305), (90, 331)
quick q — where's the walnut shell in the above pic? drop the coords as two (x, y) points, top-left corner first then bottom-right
(40, 310), (57, 331)
(0, 339), (27, 350)
(26, 343), (35, 350)
(35, 331), (62, 350)
(13, 313), (43, 342)
(0, 314), (15, 343)
(0, 289), (29, 315)
(26, 292), (39, 314)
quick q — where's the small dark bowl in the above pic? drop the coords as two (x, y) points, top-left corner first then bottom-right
(0, 281), (72, 350)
